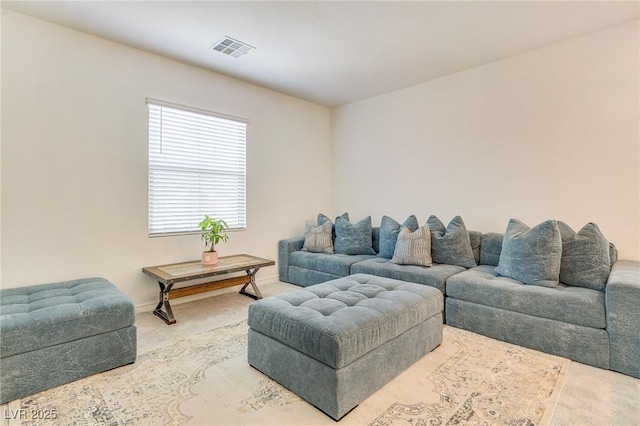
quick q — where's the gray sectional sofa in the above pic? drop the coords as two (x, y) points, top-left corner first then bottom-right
(278, 218), (640, 379)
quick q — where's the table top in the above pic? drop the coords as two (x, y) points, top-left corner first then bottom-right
(142, 254), (275, 284)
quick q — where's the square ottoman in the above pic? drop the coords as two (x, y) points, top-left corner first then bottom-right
(0, 277), (137, 403)
(247, 273), (443, 420)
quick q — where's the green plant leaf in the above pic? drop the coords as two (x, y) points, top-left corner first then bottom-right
(198, 215), (230, 252)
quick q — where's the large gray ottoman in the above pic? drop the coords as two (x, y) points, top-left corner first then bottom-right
(247, 273), (443, 420)
(0, 277), (137, 403)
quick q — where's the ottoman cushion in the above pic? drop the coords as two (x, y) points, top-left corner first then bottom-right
(1, 277), (135, 358)
(248, 273), (443, 369)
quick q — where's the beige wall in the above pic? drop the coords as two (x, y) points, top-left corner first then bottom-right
(332, 20), (639, 260)
(2, 12), (638, 310)
(1, 10), (332, 305)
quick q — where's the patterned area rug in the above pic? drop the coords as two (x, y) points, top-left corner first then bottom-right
(18, 321), (569, 425)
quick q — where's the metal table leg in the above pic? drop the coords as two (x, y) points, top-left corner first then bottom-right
(153, 282), (176, 325)
(239, 267), (263, 300)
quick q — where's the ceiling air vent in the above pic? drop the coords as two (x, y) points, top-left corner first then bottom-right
(210, 36), (255, 58)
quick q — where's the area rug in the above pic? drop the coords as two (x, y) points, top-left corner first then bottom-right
(18, 320), (569, 426)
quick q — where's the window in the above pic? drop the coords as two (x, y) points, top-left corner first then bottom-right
(148, 99), (247, 236)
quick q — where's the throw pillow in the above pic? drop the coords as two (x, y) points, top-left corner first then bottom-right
(301, 220), (333, 254)
(494, 219), (562, 288)
(557, 221), (610, 291)
(426, 215), (477, 268)
(334, 216), (376, 255)
(378, 215), (419, 259)
(318, 212), (349, 240)
(391, 224), (433, 267)
(317, 212), (349, 226)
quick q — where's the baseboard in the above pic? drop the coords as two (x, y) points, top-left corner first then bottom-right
(135, 273), (279, 314)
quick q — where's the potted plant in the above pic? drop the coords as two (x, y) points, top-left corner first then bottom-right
(198, 215), (229, 265)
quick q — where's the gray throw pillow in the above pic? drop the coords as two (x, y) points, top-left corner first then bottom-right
(334, 216), (376, 255)
(391, 224), (433, 267)
(427, 215), (477, 268)
(494, 219), (562, 288)
(301, 220), (333, 254)
(317, 212), (349, 226)
(318, 212), (349, 240)
(378, 215), (419, 259)
(558, 221), (610, 291)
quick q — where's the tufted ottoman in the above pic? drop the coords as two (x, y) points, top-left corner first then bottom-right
(0, 277), (137, 403)
(247, 273), (443, 420)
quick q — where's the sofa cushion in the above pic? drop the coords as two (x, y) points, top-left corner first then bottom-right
(372, 227), (380, 254)
(351, 257), (465, 294)
(391, 224), (432, 267)
(301, 220), (333, 254)
(288, 266), (343, 288)
(479, 233), (503, 266)
(248, 273), (443, 369)
(447, 265), (606, 329)
(427, 216), (476, 268)
(609, 243), (618, 267)
(378, 215), (419, 259)
(495, 219), (562, 288)
(0, 277), (135, 358)
(334, 216), (376, 255)
(290, 251), (376, 277)
(606, 260), (640, 378)
(558, 222), (610, 291)
(469, 230), (482, 265)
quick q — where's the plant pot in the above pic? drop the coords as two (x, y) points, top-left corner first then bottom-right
(201, 251), (218, 266)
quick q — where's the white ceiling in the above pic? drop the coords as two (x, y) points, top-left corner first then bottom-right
(3, 1), (639, 107)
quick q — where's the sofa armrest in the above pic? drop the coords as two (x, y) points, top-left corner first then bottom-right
(605, 259), (640, 378)
(278, 237), (305, 283)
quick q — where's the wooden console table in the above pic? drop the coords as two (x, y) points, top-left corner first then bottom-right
(142, 254), (275, 325)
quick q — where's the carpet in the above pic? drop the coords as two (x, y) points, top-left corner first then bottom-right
(18, 320), (569, 426)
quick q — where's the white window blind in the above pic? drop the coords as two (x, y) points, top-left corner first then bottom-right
(148, 99), (247, 237)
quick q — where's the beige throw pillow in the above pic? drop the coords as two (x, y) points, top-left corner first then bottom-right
(301, 220), (333, 254)
(391, 224), (432, 267)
